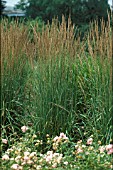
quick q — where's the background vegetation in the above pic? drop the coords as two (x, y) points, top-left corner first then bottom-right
(15, 0), (111, 36)
(1, 14), (112, 143)
(1, 1), (112, 169)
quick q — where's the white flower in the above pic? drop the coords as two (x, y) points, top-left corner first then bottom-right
(46, 155), (53, 162)
(2, 139), (8, 144)
(87, 138), (93, 145)
(27, 160), (33, 164)
(7, 148), (13, 153)
(15, 156), (21, 162)
(53, 153), (60, 157)
(36, 165), (42, 170)
(60, 133), (65, 137)
(64, 161), (68, 165)
(75, 144), (79, 149)
(11, 164), (19, 169)
(106, 144), (113, 151)
(21, 126), (28, 133)
(77, 140), (82, 144)
(47, 151), (53, 155)
(29, 152), (36, 158)
(24, 151), (30, 156)
(82, 145), (86, 148)
(53, 136), (59, 142)
(24, 156), (30, 161)
(99, 146), (105, 153)
(57, 155), (63, 163)
(52, 163), (57, 168)
(2, 154), (9, 160)
(76, 148), (83, 154)
(60, 133), (68, 140)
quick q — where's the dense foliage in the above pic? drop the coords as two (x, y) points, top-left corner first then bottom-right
(15, 0), (110, 31)
(1, 3), (112, 168)
(16, 0), (110, 21)
(0, 0), (6, 16)
(1, 15), (112, 143)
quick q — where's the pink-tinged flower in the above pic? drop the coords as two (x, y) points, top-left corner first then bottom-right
(24, 156), (30, 161)
(87, 138), (93, 145)
(76, 148), (83, 154)
(46, 155), (53, 162)
(60, 132), (66, 137)
(99, 146), (105, 153)
(60, 133), (68, 140)
(21, 126), (28, 133)
(107, 148), (113, 155)
(106, 144), (113, 155)
(52, 163), (57, 168)
(85, 151), (89, 155)
(11, 164), (19, 170)
(2, 154), (9, 160)
(106, 144), (113, 151)
(2, 139), (8, 144)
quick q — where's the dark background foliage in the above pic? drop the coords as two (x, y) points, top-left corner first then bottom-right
(15, 0), (110, 22)
(0, 0), (6, 16)
(14, 0), (111, 37)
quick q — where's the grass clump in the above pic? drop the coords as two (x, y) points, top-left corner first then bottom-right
(1, 14), (112, 169)
(26, 52), (112, 143)
(1, 19), (33, 135)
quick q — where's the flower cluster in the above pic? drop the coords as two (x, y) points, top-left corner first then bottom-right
(73, 136), (113, 166)
(52, 132), (69, 150)
(21, 126), (28, 133)
(87, 137), (93, 145)
(1, 126), (113, 170)
(2, 139), (8, 144)
(106, 144), (113, 155)
(42, 151), (63, 168)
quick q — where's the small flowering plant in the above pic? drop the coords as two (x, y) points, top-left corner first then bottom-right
(1, 126), (113, 170)
(21, 126), (29, 133)
(2, 139), (8, 144)
(52, 132), (69, 153)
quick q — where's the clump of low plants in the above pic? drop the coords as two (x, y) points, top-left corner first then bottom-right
(1, 126), (113, 170)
